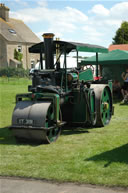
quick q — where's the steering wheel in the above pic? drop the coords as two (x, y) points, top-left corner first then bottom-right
(84, 65), (94, 74)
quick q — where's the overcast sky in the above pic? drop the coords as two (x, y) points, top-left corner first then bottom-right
(1, 0), (128, 48)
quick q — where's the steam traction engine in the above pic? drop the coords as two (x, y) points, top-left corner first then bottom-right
(10, 33), (113, 144)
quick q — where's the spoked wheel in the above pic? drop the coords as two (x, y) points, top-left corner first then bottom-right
(91, 84), (112, 127)
(44, 104), (61, 144)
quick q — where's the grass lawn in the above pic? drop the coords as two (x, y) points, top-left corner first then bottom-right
(0, 77), (128, 187)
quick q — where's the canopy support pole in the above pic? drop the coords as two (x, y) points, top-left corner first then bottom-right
(64, 46), (67, 92)
(76, 50), (78, 67)
(96, 52), (98, 77)
(40, 46), (43, 69)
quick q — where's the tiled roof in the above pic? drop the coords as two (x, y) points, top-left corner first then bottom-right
(0, 17), (40, 43)
(0, 18), (25, 42)
(109, 44), (128, 51)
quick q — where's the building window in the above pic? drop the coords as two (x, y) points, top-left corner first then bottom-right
(17, 45), (22, 53)
(8, 29), (16, 35)
(31, 60), (35, 68)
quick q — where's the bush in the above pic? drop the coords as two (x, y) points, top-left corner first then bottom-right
(0, 67), (29, 78)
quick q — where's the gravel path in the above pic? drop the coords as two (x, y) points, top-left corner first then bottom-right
(0, 177), (128, 193)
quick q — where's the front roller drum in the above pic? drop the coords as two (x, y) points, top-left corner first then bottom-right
(10, 101), (61, 144)
(91, 84), (113, 127)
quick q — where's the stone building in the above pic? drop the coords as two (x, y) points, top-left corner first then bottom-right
(0, 3), (40, 69)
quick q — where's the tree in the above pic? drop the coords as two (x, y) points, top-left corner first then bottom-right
(14, 49), (23, 62)
(112, 21), (128, 44)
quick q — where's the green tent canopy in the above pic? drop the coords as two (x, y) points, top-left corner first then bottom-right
(81, 49), (128, 65)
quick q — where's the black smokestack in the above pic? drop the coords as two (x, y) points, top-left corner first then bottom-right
(43, 33), (54, 69)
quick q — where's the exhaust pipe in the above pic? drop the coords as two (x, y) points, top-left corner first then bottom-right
(42, 33), (54, 69)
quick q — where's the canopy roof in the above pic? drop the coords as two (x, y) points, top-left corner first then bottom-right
(81, 49), (128, 66)
(29, 40), (108, 54)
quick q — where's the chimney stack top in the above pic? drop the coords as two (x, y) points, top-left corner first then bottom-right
(0, 3), (10, 21)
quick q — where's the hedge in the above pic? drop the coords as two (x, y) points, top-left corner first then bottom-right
(0, 67), (29, 78)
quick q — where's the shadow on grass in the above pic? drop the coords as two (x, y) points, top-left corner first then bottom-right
(0, 127), (40, 146)
(62, 127), (90, 136)
(0, 127), (16, 145)
(0, 126), (90, 145)
(85, 143), (128, 167)
(113, 97), (128, 105)
(113, 99), (121, 104)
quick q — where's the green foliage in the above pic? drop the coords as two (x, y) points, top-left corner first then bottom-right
(14, 48), (23, 62)
(112, 21), (128, 44)
(0, 78), (128, 187)
(0, 67), (29, 78)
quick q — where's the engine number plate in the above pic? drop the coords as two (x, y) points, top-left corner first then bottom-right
(18, 119), (34, 125)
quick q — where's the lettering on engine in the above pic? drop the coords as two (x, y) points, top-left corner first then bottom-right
(18, 119), (34, 125)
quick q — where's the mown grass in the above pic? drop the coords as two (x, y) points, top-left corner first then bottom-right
(0, 77), (128, 187)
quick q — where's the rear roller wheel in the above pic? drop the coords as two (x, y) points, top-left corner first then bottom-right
(91, 84), (112, 127)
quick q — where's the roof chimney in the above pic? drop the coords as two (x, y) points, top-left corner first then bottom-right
(0, 3), (10, 21)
